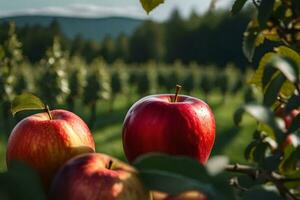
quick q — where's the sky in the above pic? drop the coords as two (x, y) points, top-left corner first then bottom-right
(0, 0), (234, 21)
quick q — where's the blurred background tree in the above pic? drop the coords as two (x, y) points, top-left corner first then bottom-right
(0, 8), (253, 69)
(0, 22), (23, 135)
(38, 37), (70, 108)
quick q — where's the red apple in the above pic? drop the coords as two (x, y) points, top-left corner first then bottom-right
(122, 94), (216, 164)
(49, 153), (152, 200)
(282, 134), (299, 150)
(6, 109), (95, 187)
(152, 191), (207, 200)
(276, 107), (300, 129)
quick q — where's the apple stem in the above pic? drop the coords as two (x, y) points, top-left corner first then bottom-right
(45, 105), (53, 120)
(173, 84), (182, 103)
(108, 160), (113, 169)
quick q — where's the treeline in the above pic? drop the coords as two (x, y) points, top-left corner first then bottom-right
(0, 24), (252, 136)
(0, 10), (252, 69)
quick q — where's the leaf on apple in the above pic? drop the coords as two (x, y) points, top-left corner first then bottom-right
(11, 93), (45, 116)
(133, 153), (217, 199)
(140, 0), (164, 14)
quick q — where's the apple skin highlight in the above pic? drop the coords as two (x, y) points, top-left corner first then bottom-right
(6, 109), (95, 187)
(122, 94), (216, 164)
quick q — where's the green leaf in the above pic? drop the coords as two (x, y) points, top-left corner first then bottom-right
(263, 74), (285, 106)
(242, 185), (282, 200)
(262, 67), (277, 90)
(11, 93), (45, 116)
(250, 46), (300, 97)
(234, 104), (284, 142)
(231, 0), (247, 15)
(134, 153), (209, 182)
(262, 154), (281, 171)
(275, 46), (300, 67)
(288, 114), (300, 133)
(265, 56), (298, 84)
(140, 0), (164, 14)
(234, 104), (276, 127)
(245, 140), (259, 161)
(279, 141), (300, 175)
(243, 21), (260, 62)
(133, 154), (216, 198)
(257, 0), (275, 28)
(0, 161), (46, 200)
(253, 141), (268, 165)
(250, 52), (275, 87)
(250, 46), (300, 87)
(206, 156), (229, 176)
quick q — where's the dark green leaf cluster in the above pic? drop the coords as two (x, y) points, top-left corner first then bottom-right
(134, 154), (236, 200)
(230, 0), (300, 198)
(0, 161), (46, 200)
(234, 0), (300, 61)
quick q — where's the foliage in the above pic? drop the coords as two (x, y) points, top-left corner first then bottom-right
(83, 59), (111, 126)
(0, 161), (46, 200)
(0, 22), (23, 133)
(67, 57), (87, 110)
(0, 22), (22, 102)
(111, 60), (129, 97)
(134, 0), (300, 199)
(38, 37), (70, 107)
(230, 0), (300, 199)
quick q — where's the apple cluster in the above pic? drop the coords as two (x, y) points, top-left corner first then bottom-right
(5, 92), (216, 200)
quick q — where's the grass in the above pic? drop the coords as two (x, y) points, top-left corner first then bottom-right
(0, 90), (256, 172)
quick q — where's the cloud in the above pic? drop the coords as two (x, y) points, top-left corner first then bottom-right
(0, 3), (147, 19)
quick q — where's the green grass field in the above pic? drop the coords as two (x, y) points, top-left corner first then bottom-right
(0, 90), (255, 172)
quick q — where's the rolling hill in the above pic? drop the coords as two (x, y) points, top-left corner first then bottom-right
(0, 15), (143, 41)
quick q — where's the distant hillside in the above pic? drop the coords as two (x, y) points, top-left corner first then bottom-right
(0, 15), (143, 41)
